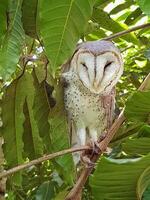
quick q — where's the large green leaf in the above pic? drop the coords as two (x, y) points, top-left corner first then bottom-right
(1, 77), (26, 185)
(23, 72), (44, 159)
(92, 8), (139, 45)
(22, 0), (38, 38)
(0, 0), (7, 45)
(125, 91), (150, 122)
(0, 0), (25, 80)
(137, 0), (150, 16)
(33, 71), (51, 152)
(33, 67), (74, 184)
(90, 155), (150, 200)
(38, 0), (96, 72)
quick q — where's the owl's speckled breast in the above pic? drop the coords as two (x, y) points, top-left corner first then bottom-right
(63, 72), (107, 131)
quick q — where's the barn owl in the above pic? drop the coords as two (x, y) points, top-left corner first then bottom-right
(61, 40), (123, 164)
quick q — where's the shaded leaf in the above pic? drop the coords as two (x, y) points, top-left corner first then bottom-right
(33, 68), (74, 183)
(0, 0), (25, 80)
(0, 0), (7, 45)
(35, 181), (55, 200)
(1, 77), (26, 185)
(143, 185), (150, 200)
(109, 1), (134, 15)
(22, 0), (38, 38)
(23, 72), (44, 159)
(125, 7), (143, 26)
(90, 155), (150, 200)
(38, 0), (96, 72)
(33, 71), (52, 153)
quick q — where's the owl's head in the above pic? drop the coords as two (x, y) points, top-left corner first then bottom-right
(63, 40), (123, 94)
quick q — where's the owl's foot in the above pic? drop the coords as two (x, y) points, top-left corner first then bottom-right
(80, 140), (101, 168)
(80, 154), (95, 168)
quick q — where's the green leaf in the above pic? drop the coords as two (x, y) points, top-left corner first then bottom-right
(33, 68), (75, 183)
(143, 185), (150, 200)
(125, 7), (143, 26)
(90, 155), (150, 200)
(137, 166), (150, 199)
(35, 181), (55, 200)
(122, 137), (150, 155)
(0, 0), (8, 45)
(0, 0), (25, 80)
(23, 72), (44, 159)
(22, 0), (38, 38)
(92, 8), (139, 45)
(54, 190), (68, 200)
(125, 91), (150, 122)
(33, 71), (52, 152)
(38, 0), (96, 73)
(109, 1), (134, 15)
(1, 77), (26, 185)
(137, 0), (150, 16)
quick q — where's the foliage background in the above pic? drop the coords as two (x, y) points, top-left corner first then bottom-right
(0, 0), (150, 199)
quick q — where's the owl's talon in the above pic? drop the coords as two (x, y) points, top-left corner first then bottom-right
(88, 140), (101, 156)
(81, 155), (95, 168)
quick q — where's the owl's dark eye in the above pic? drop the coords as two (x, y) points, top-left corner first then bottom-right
(81, 62), (88, 70)
(104, 61), (113, 70)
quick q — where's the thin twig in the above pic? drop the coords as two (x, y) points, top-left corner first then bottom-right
(0, 146), (91, 179)
(103, 23), (150, 41)
(65, 73), (150, 200)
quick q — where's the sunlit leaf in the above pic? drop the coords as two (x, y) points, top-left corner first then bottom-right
(92, 8), (139, 45)
(0, 0), (25, 80)
(38, 0), (96, 73)
(137, 0), (150, 16)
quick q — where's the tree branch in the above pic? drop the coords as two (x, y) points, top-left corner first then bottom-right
(103, 22), (150, 41)
(65, 73), (150, 200)
(0, 146), (91, 179)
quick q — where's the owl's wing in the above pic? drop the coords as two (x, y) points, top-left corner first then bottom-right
(101, 88), (116, 130)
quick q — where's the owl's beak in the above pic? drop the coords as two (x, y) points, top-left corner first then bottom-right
(93, 80), (100, 92)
